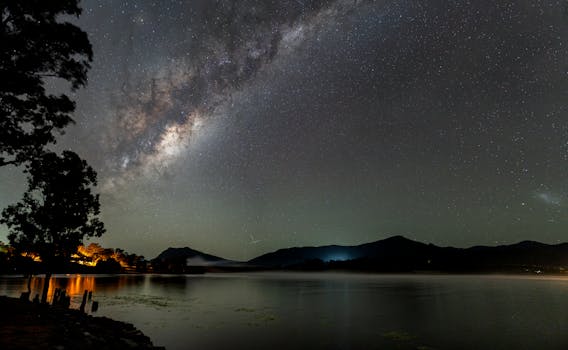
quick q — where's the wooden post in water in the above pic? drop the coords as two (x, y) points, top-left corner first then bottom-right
(52, 288), (60, 305)
(79, 289), (88, 312)
(63, 294), (70, 308)
(91, 300), (99, 312)
(41, 273), (52, 304)
(59, 290), (66, 302)
(26, 274), (32, 295)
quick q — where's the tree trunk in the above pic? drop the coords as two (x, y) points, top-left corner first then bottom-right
(41, 273), (51, 304)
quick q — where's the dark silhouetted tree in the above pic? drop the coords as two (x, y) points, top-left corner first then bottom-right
(0, 1), (93, 166)
(1, 151), (105, 303)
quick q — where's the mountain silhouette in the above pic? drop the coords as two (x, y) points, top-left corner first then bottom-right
(152, 236), (568, 273)
(151, 247), (232, 273)
(154, 247), (226, 262)
(248, 235), (442, 270)
(246, 236), (568, 272)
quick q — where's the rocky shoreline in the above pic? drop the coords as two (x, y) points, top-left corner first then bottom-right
(0, 296), (164, 349)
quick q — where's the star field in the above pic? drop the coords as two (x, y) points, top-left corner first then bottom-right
(1, 0), (567, 260)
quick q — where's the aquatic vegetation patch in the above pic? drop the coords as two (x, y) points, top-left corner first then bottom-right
(255, 313), (276, 322)
(382, 331), (416, 342)
(234, 307), (256, 312)
(100, 294), (171, 308)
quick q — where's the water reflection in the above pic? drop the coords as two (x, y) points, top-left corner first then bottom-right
(0, 274), (142, 308)
(2, 273), (568, 350)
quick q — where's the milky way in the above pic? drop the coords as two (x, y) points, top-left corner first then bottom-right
(101, 0), (373, 191)
(1, 0), (567, 260)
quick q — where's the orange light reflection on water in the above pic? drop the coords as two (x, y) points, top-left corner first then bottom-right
(67, 275), (95, 297)
(28, 275), (96, 304)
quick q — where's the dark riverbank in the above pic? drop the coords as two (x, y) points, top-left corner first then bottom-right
(0, 296), (163, 349)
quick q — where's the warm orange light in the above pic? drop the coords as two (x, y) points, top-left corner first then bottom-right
(27, 275), (97, 304)
(75, 243), (108, 266)
(20, 252), (42, 262)
(71, 243), (144, 272)
(66, 275), (95, 297)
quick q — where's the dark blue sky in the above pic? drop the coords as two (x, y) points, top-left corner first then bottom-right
(1, 0), (567, 260)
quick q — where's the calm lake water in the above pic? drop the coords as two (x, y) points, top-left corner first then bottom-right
(1, 273), (568, 349)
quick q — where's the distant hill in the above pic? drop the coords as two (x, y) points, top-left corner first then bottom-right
(152, 237), (568, 273)
(154, 247), (226, 263)
(248, 236), (443, 270)
(151, 247), (232, 273)
(247, 236), (568, 273)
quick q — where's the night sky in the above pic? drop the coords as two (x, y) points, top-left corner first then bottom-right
(1, 0), (567, 261)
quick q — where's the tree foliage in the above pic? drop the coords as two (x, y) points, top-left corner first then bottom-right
(0, 0), (93, 166)
(0, 151), (105, 263)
